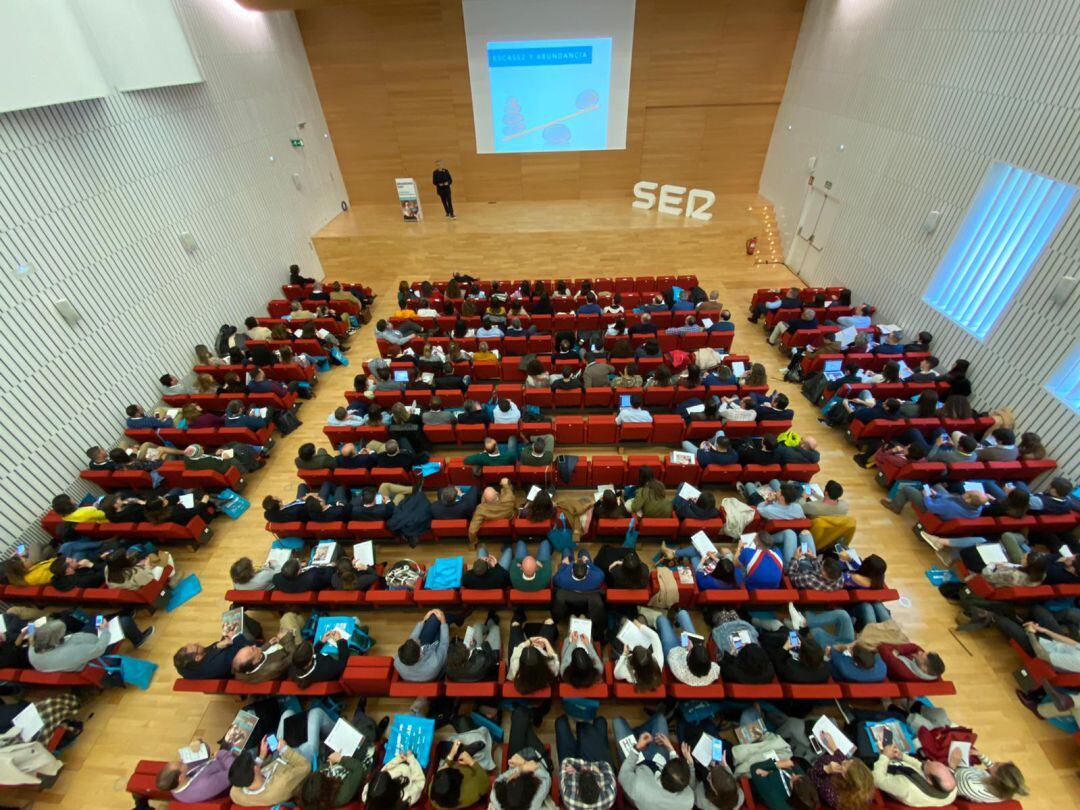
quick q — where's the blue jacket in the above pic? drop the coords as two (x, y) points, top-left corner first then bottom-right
(127, 416), (173, 429)
(830, 650), (887, 682)
(224, 414), (267, 430)
(925, 493), (983, 521)
(552, 560), (605, 592)
(738, 547), (784, 589)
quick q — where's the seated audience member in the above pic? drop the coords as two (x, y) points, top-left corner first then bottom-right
(829, 643), (887, 683)
(614, 711), (696, 807)
(228, 737), (312, 807)
(768, 307), (818, 345)
(551, 366), (583, 390)
(463, 437), (517, 468)
(492, 398), (521, 424)
(273, 558), (335, 593)
(230, 556), (282, 591)
(594, 489), (630, 519)
(231, 613), (304, 683)
(597, 548), (650, 589)
(327, 406), (364, 427)
(446, 613), (501, 682)
(428, 735), (492, 810)
(331, 557), (380, 591)
(776, 435), (821, 465)
(422, 396), (456, 425)
(743, 480), (807, 521)
(673, 489), (720, 520)
(126, 404), (174, 429)
(654, 608), (720, 686)
(553, 551), (605, 593)
(881, 484), (987, 520)
(430, 486), (481, 520)
(762, 627), (830, 683)
(873, 331), (906, 355)
(506, 609), (559, 694)
(873, 745), (957, 808)
(456, 399), (489, 424)
(30, 614), (152, 673)
(519, 433), (555, 466)
(288, 636), (350, 689)
(611, 616), (663, 694)
(560, 629), (604, 688)
(753, 392), (793, 421)
(52, 493), (107, 523)
(738, 532), (785, 589)
(463, 546), (512, 589)
(157, 740), (236, 803)
(953, 754), (1028, 804)
(832, 614), (947, 683)
(735, 435), (780, 466)
(262, 492), (314, 523)
(975, 428), (1020, 462)
(802, 479), (849, 517)
(555, 714), (617, 809)
(49, 556), (105, 591)
(468, 478), (518, 547)
(224, 400), (269, 431)
(489, 706), (553, 810)
(615, 394), (653, 424)
(394, 609), (450, 681)
(629, 479), (673, 518)
(349, 487), (394, 521)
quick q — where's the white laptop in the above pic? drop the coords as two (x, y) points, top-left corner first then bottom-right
(822, 359), (845, 381)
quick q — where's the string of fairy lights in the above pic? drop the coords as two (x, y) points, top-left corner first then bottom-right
(748, 204), (783, 265)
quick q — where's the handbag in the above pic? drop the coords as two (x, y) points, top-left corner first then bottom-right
(217, 488), (250, 519)
(622, 517), (639, 549)
(273, 409), (302, 436)
(94, 655), (158, 690)
(547, 513), (575, 553)
(330, 346), (350, 366)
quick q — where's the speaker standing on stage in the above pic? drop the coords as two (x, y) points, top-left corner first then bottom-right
(433, 160), (455, 219)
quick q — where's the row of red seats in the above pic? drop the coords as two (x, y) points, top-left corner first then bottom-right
(173, 655), (392, 699)
(124, 424), (273, 449)
(387, 321), (735, 347)
(849, 415), (997, 443)
(281, 281), (371, 300)
(377, 330), (734, 359)
(325, 414), (792, 447)
(802, 351), (931, 375)
(267, 298), (359, 318)
(875, 457), (1058, 487)
(347, 383), (768, 412)
(374, 355), (755, 385)
(295, 456), (818, 492)
(0, 566), (172, 608)
(173, 652), (952, 704)
(80, 461), (244, 492)
(394, 310), (729, 330)
(762, 304), (866, 329)
(162, 391), (297, 412)
(913, 505), (1080, 537)
(751, 286), (849, 308)
(256, 315), (348, 335)
(227, 569), (898, 612)
(955, 561), (1080, 603)
(246, 337), (327, 357)
(835, 381), (953, 398)
(780, 325), (875, 351)
(41, 513), (209, 544)
(193, 363), (315, 383)
(404, 274), (699, 295)
(0, 666), (105, 689)
(265, 509), (816, 543)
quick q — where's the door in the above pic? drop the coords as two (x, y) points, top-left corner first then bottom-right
(787, 185), (840, 281)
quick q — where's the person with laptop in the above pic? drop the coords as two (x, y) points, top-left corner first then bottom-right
(615, 394), (652, 424)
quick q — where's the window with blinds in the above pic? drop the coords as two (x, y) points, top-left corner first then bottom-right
(923, 162), (1077, 340)
(1047, 345), (1080, 413)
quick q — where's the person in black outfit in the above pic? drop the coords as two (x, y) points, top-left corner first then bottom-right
(272, 558), (335, 593)
(289, 638), (350, 688)
(762, 628), (829, 683)
(433, 160), (455, 218)
(462, 552), (511, 589)
(430, 486), (481, 520)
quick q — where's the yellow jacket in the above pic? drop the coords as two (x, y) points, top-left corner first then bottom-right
(63, 506), (107, 523)
(24, 559), (55, 585)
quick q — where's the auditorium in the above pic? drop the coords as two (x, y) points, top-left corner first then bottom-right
(1, 1), (1078, 808)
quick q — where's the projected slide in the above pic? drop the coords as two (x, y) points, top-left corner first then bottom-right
(488, 38), (612, 153)
(462, 0), (635, 154)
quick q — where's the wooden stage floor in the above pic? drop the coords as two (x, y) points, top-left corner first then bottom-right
(12, 198), (1078, 809)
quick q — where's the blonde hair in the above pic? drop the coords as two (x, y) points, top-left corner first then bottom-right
(834, 759), (875, 810)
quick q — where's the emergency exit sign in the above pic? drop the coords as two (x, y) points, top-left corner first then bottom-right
(290, 138), (304, 147)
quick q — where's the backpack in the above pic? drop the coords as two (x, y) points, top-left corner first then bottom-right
(215, 324), (238, 356)
(777, 429), (801, 447)
(273, 409), (302, 436)
(801, 372), (828, 404)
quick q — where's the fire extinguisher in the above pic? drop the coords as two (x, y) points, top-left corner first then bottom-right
(746, 237), (757, 255)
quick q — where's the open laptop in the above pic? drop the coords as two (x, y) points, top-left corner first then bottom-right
(822, 359), (845, 381)
(392, 370), (410, 383)
(619, 394), (632, 408)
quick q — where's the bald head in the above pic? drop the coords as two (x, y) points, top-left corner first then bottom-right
(520, 556), (538, 577)
(481, 486), (499, 503)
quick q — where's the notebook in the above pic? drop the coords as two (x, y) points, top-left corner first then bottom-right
(976, 543), (1009, 565)
(811, 716), (856, 756)
(678, 482), (702, 501)
(617, 621), (650, 650)
(730, 361), (746, 377)
(690, 530), (718, 556)
(570, 617), (593, 640)
(352, 541), (375, 566)
(325, 718), (365, 757)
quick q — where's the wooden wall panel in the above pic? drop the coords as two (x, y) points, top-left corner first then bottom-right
(297, 0), (804, 205)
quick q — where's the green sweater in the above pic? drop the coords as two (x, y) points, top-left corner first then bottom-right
(322, 754), (371, 807)
(429, 762), (491, 809)
(519, 434), (555, 467)
(463, 446), (517, 467)
(749, 760), (804, 810)
(510, 564), (551, 591)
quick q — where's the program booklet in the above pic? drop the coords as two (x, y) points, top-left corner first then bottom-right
(221, 608), (244, 640)
(669, 450), (695, 466)
(811, 716), (856, 756)
(315, 616), (357, 654)
(569, 616), (593, 640)
(179, 741), (210, 765)
(690, 530), (718, 556)
(692, 733), (725, 767)
(223, 709), (259, 753)
(324, 718), (365, 757)
(352, 541), (375, 566)
(309, 540), (339, 567)
(735, 717), (766, 745)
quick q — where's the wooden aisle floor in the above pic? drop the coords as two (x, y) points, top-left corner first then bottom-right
(9, 198), (1079, 809)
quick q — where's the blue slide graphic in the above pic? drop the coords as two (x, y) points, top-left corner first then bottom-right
(488, 37), (612, 153)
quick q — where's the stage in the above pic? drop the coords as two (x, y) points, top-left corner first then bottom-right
(313, 196), (796, 301)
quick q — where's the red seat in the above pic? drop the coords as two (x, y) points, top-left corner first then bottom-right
(650, 415), (685, 444)
(586, 415), (617, 444)
(584, 388), (613, 408)
(618, 421), (653, 442)
(590, 456), (626, 486)
(554, 416), (586, 444)
(553, 388), (583, 408)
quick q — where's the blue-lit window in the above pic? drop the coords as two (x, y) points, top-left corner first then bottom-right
(1047, 344), (1080, 413)
(924, 162), (1076, 340)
